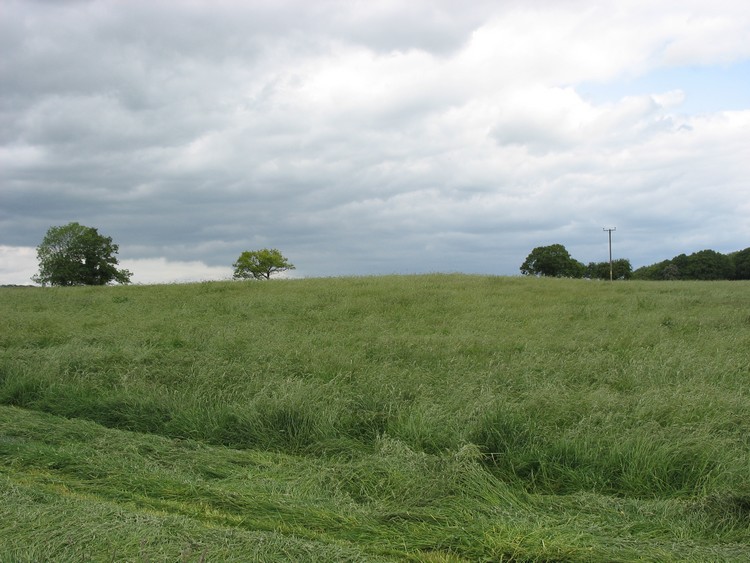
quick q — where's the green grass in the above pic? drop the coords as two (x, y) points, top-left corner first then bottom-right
(1, 274), (750, 560)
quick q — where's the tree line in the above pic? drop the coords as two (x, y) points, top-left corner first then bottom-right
(631, 248), (750, 280)
(521, 243), (750, 280)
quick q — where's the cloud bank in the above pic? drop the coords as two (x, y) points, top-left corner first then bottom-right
(1, 0), (749, 284)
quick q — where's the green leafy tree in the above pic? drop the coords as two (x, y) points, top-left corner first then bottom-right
(520, 244), (585, 278)
(634, 249), (736, 281)
(681, 249), (734, 280)
(585, 259), (633, 280)
(729, 247), (750, 280)
(633, 260), (679, 280)
(233, 248), (295, 280)
(33, 222), (132, 286)
(661, 263), (680, 280)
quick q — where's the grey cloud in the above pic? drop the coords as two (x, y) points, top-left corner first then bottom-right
(1, 0), (749, 283)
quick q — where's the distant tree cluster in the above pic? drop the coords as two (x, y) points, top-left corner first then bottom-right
(632, 248), (750, 280)
(521, 244), (632, 279)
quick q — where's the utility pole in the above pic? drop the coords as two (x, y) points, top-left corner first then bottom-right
(603, 227), (616, 281)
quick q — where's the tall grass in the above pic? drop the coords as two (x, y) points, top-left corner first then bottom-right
(2, 275), (750, 559)
(2, 275), (749, 498)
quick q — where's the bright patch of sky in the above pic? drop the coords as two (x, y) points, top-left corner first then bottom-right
(579, 60), (750, 114)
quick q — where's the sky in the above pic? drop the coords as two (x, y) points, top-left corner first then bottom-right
(2, 0), (749, 285)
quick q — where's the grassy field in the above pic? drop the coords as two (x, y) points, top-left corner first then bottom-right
(1, 274), (749, 561)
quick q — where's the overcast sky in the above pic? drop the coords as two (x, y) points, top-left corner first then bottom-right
(2, 0), (749, 284)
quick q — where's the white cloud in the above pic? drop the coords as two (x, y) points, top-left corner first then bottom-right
(120, 258), (234, 285)
(0, 246), (37, 286)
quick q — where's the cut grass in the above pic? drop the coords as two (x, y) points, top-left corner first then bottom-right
(3, 406), (749, 561)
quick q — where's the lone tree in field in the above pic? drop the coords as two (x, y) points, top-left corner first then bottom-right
(233, 248), (295, 280)
(520, 244), (585, 278)
(33, 222), (132, 286)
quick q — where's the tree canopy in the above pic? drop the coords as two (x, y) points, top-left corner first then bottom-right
(730, 247), (750, 280)
(585, 259), (633, 280)
(520, 244), (585, 278)
(232, 248), (295, 280)
(33, 222), (132, 286)
(633, 248), (745, 280)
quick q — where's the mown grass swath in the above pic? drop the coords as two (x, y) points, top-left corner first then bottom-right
(1, 275), (749, 560)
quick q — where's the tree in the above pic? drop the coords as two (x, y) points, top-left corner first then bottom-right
(680, 249), (734, 280)
(632, 259), (678, 280)
(633, 249), (736, 280)
(33, 222), (132, 286)
(233, 248), (295, 280)
(661, 263), (680, 280)
(520, 244), (585, 278)
(585, 259), (633, 280)
(729, 247), (750, 280)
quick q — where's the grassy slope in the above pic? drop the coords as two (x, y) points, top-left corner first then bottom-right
(1, 275), (750, 561)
